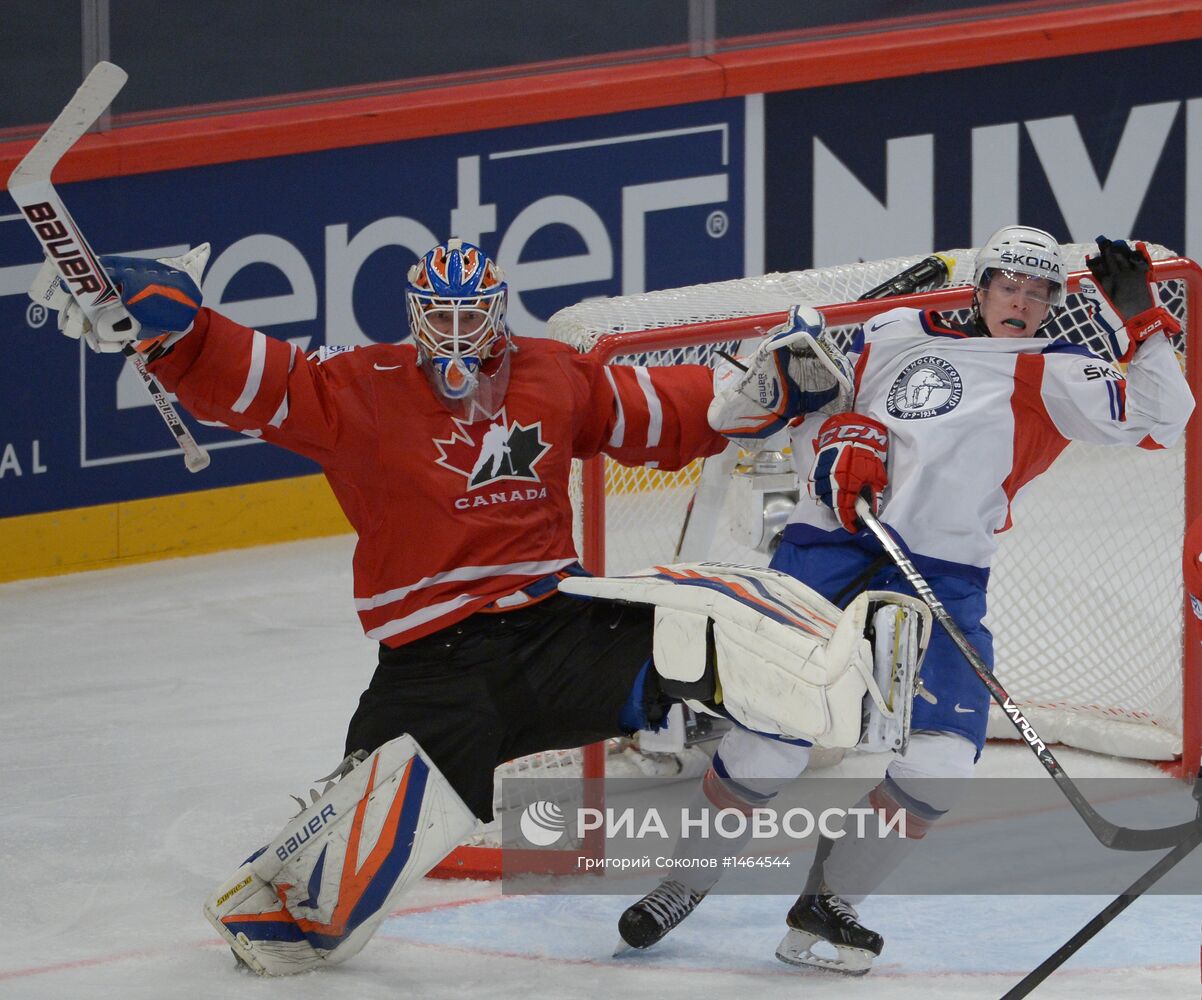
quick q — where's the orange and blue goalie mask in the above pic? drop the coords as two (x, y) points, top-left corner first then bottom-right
(406, 240), (512, 418)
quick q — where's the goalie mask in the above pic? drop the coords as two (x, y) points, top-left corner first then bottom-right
(406, 239), (512, 418)
(971, 225), (1066, 337)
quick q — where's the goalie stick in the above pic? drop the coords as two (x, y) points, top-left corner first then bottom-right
(7, 61), (210, 473)
(855, 496), (1202, 853)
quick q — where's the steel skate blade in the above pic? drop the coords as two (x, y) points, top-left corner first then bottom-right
(775, 928), (874, 976)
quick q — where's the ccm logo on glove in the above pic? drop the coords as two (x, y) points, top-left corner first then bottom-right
(809, 413), (890, 533)
(815, 419), (888, 450)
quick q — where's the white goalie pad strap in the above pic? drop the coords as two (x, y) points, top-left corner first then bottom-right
(652, 605), (710, 683)
(203, 734), (478, 976)
(561, 563), (857, 745)
(858, 592), (933, 755)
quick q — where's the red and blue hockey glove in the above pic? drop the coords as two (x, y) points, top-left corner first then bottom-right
(808, 412), (889, 533)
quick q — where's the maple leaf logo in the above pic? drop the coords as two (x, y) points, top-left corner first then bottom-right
(433, 408), (550, 489)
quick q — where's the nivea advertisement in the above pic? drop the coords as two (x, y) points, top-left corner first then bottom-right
(762, 40), (1202, 273)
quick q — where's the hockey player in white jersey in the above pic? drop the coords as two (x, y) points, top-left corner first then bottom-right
(618, 228), (1195, 973)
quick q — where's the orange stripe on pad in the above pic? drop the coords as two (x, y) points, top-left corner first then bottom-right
(292, 754), (414, 937)
(126, 283), (199, 309)
(652, 565), (834, 634)
(223, 753), (419, 940)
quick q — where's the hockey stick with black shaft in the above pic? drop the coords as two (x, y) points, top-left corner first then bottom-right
(854, 496), (1202, 852)
(1000, 774), (1202, 998)
(7, 61), (209, 472)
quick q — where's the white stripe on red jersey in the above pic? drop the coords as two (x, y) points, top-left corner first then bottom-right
(354, 558), (577, 611)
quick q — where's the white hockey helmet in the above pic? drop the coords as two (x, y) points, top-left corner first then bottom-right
(973, 225), (1066, 308)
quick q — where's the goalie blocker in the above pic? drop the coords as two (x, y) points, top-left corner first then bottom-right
(560, 563), (931, 753)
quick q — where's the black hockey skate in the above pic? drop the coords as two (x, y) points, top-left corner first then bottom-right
(616, 879), (705, 951)
(775, 884), (884, 976)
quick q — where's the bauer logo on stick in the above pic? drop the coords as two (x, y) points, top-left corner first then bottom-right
(21, 202), (119, 303)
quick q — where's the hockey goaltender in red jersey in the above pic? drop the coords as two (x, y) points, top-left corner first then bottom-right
(36, 231), (914, 977)
(35, 237), (738, 974)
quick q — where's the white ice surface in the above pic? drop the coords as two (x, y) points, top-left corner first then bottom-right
(1, 534), (1199, 999)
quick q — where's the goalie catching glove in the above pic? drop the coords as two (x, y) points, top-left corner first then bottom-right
(29, 243), (209, 358)
(708, 304), (854, 442)
(1081, 236), (1180, 362)
(809, 412), (889, 533)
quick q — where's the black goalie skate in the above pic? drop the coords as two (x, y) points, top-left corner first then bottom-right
(616, 879), (705, 951)
(774, 885), (884, 976)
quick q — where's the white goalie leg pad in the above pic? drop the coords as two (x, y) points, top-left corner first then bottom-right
(560, 564), (928, 748)
(857, 593), (933, 755)
(203, 734), (478, 976)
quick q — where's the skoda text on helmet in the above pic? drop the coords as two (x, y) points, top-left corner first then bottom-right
(973, 225), (1067, 307)
(406, 238), (512, 418)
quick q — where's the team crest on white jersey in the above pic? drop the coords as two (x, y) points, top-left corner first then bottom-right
(886, 356), (964, 419)
(433, 408), (550, 489)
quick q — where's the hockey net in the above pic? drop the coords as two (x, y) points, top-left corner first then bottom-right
(550, 242), (1201, 772)
(433, 242), (1201, 879)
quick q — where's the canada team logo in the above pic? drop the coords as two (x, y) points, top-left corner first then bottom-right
(886, 356), (963, 419)
(433, 408), (550, 489)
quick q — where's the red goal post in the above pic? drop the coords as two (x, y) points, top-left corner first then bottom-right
(554, 245), (1202, 780)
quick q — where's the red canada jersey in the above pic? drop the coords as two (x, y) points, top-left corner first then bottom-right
(150, 310), (725, 646)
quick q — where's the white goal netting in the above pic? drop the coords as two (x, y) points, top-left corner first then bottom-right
(547, 242), (1196, 763)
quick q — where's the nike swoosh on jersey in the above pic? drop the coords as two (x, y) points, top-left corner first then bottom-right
(869, 319), (900, 332)
(373, 362), (405, 371)
(953, 703), (975, 713)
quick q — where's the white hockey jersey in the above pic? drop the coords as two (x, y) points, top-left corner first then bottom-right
(784, 306), (1194, 574)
